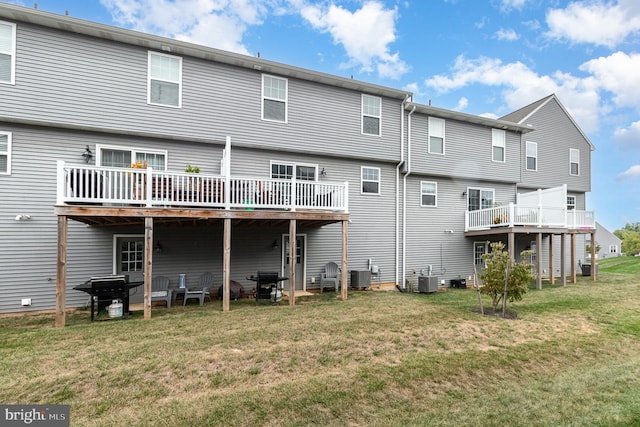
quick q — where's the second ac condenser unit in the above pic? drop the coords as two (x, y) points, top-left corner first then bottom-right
(418, 276), (439, 293)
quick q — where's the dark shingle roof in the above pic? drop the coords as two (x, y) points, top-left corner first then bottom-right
(500, 94), (554, 123)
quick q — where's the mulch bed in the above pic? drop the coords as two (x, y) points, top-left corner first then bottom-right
(472, 307), (518, 319)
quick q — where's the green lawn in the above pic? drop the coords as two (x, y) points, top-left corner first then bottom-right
(2, 270), (640, 426)
(599, 255), (640, 274)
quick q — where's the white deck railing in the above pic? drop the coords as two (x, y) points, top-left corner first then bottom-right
(465, 202), (595, 231)
(56, 162), (348, 212)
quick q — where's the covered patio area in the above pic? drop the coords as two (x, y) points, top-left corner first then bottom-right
(53, 206), (349, 327)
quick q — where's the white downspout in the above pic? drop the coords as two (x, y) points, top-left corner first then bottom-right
(402, 105), (416, 289)
(396, 95), (411, 288)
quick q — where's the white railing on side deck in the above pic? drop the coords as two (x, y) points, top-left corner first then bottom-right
(465, 202), (595, 231)
(56, 161), (348, 212)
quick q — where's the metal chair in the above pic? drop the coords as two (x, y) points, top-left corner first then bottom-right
(183, 272), (213, 306)
(320, 262), (340, 292)
(151, 276), (172, 308)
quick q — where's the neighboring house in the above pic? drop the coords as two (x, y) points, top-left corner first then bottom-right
(0, 4), (596, 321)
(588, 222), (622, 259)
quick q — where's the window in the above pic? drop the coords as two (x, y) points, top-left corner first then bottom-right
(270, 162), (317, 181)
(428, 117), (445, 154)
(570, 148), (580, 176)
(361, 167), (380, 194)
(467, 188), (494, 211)
(492, 129), (506, 162)
(420, 181), (437, 207)
(0, 21), (16, 85)
(262, 74), (287, 122)
(526, 141), (537, 171)
(530, 242), (537, 263)
(567, 195), (576, 210)
(120, 239), (143, 272)
(0, 131), (11, 174)
(148, 51), (182, 107)
(98, 145), (167, 170)
(609, 245), (618, 254)
(362, 94), (381, 136)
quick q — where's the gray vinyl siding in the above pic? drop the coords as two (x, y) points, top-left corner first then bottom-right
(0, 124), (224, 313)
(403, 175), (516, 286)
(1, 22), (402, 163)
(409, 113), (521, 182)
(520, 98), (591, 192)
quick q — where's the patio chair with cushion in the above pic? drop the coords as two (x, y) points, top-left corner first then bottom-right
(183, 272), (213, 306)
(151, 275), (172, 308)
(320, 262), (340, 293)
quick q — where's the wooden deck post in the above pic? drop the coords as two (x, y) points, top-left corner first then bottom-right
(560, 233), (566, 286)
(536, 232), (543, 290)
(590, 230), (597, 281)
(340, 219), (348, 301)
(288, 220), (297, 306)
(571, 233), (577, 283)
(55, 215), (68, 328)
(143, 217), (153, 320)
(508, 231), (515, 260)
(549, 234), (555, 285)
(223, 218), (231, 312)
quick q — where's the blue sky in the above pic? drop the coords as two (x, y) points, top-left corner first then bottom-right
(5, 0), (640, 231)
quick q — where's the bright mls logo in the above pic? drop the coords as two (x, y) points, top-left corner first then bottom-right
(1, 405), (69, 426)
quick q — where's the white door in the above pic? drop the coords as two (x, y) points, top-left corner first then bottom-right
(282, 234), (306, 291)
(115, 235), (144, 303)
(473, 241), (488, 275)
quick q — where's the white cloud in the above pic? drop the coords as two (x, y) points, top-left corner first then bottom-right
(454, 97), (468, 111)
(617, 164), (640, 181)
(99, 0), (271, 55)
(299, 1), (408, 79)
(500, 0), (528, 11)
(495, 28), (519, 41)
(580, 52), (640, 110)
(613, 120), (640, 151)
(545, 0), (640, 48)
(424, 55), (601, 132)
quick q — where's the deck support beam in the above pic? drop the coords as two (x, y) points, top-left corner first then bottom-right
(55, 215), (68, 328)
(536, 232), (543, 290)
(590, 230), (597, 281)
(143, 217), (153, 320)
(549, 234), (555, 285)
(341, 219), (349, 301)
(571, 233), (577, 283)
(288, 220), (297, 305)
(222, 218), (231, 312)
(560, 233), (566, 286)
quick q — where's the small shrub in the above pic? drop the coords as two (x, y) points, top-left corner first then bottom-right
(480, 242), (534, 313)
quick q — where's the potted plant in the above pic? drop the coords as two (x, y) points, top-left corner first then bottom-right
(185, 164), (200, 173)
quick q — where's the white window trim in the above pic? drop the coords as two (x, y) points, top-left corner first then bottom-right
(361, 166), (381, 195)
(261, 74), (288, 123)
(428, 117), (445, 155)
(147, 51), (182, 108)
(269, 160), (318, 181)
(467, 187), (495, 210)
(570, 148), (580, 176)
(96, 144), (168, 169)
(420, 181), (437, 207)
(0, 20), (16, 85)
(361, 94), (382, 136)
(492, 129), (506, 163)
(567, 195), (576, 210)
(0, 131), (12, 175)
(609, 245), (618, 254)
(526, 141), (537, 171)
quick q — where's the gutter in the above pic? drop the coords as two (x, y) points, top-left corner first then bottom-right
(396, 94), (412, 287)
(401, 105), (417, 289)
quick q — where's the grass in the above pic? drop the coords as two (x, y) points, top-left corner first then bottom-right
(2, 259), (640, 426)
